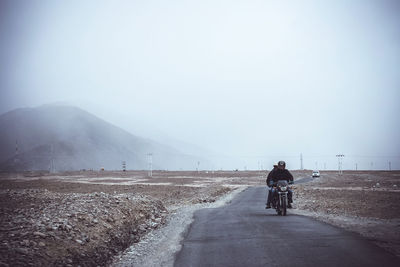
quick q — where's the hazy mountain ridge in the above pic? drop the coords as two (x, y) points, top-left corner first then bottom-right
(0, 105), (207, 171)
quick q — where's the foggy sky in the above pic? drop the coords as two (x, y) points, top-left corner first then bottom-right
(1, 0), (400, 170)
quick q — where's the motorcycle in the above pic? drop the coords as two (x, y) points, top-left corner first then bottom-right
(272, 180), (292, 216)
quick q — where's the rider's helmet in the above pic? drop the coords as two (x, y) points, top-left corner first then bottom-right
(278, 161), (286, 168)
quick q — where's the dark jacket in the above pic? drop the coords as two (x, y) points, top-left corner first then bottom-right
(266, 168), (276, 184)
(266, 168), (293, 186)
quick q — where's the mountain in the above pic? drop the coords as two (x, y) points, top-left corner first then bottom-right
(0, 104), (207, 171)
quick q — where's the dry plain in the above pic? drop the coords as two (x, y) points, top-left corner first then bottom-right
(0, 170), (399, 266)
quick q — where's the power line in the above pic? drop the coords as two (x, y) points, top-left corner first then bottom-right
(147, 153), (152, 177)
(50, 144), (55, 173)
(336, 154), (344, 175)
(300, 153), (303, 170)
(14, 139), (19, 165)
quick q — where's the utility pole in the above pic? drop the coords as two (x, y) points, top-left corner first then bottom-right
(49, 144), (55, 173)
(336, 154), (344, 175)
(389, 161), (391, 171)
(355, 163), (358, 171)
(147, 153), (152, 177)
(14, 139), (19, 165)
(197, 161), (200, 174)
(324, 162), (326, 170)
(315, 161), (318, 170)
(300, 153), (303, 170)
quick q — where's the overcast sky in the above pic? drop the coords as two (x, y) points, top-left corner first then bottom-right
(1, 0), (399, 170)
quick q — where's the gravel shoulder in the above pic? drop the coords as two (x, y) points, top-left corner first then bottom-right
(111, 186), (247, 267)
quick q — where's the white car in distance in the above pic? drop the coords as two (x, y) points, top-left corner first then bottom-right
(312, 170), (320, 178)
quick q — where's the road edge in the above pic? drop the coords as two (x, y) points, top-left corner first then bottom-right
(111, 186), (248, 267)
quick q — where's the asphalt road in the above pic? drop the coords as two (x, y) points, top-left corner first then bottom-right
(174, 187), (399, 267)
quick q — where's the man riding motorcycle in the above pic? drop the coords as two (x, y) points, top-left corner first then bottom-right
(266, 160), (294, 209)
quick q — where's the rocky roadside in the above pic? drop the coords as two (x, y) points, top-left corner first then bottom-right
(111, 186), (247, 267)
(0, 189), (167, 266)
(292, 177), (400, 257)
(0, 183), (234, 266)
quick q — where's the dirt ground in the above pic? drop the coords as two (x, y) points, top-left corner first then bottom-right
(292, 170), (400, 257)
(0, 170), (257, 266)
(0, 170), (399, 266)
